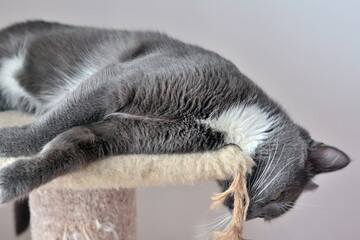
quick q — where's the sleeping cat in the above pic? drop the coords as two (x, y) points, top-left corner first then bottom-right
(0, 21), (350, 232)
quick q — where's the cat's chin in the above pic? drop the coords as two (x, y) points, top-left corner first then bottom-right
(246, 213), (281, 222)
(263, 217), (273, 222)
(246, 215), (265, 221)
(263, 213), (285, 222)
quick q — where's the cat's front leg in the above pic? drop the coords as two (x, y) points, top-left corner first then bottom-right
(0, 126), (36, 157)
(0, 78), (117, 157)
(0, 114), (226, 203)
(0, 158), (33, 203)
(0, 125), (100, 203)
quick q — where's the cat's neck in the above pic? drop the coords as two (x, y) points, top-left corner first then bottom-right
(203, 104), (280, 156)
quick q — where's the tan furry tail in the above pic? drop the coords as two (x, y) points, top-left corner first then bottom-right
(210, 166), (250, 240)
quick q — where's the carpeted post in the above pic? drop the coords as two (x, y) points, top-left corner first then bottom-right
(29, 188), (136, 240)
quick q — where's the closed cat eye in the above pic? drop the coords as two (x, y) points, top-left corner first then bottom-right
(271, 192), (284, 201)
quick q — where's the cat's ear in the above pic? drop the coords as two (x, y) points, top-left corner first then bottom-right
(308, 142), (351, 174)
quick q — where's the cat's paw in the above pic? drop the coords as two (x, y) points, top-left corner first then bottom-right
(0, 167), (15, 204)
(0, 160), (31, 204)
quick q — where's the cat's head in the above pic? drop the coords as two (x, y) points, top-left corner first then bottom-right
(218, 124), (351, 221)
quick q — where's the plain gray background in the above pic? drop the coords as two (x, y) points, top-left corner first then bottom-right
(0, 1), (359, 239)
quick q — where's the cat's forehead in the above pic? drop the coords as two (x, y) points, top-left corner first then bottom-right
(255, 142), (307, 165)
(249, 139), (309, 196)
(254, 123), (310, 166)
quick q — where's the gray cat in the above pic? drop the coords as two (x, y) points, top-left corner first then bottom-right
(0, 21), (350, 233)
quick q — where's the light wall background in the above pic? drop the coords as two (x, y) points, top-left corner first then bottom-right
(0, 1), (359, 240)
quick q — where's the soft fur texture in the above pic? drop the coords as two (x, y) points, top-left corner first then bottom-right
(1, 144), (252, 189)
(0, 111), (254, 189)
(0, 111), (253, 239)
(0, 21), (351, 225)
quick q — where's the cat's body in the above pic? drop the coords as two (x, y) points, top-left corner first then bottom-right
(0, 21), (350, 231)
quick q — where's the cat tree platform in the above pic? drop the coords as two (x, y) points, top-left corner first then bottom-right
(0, 111), (254, 240)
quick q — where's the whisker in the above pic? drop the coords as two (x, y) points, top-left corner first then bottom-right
(250, 150), (273, 189)
(293, 202), (327, 209)
(250, 141), (280, 192)
(194, 213), (232, 240)
(196, 213), (230, 228)
(278, 218), (291, 240)
(253, 157), (297, 200)
(286, 202), (335, 217)
(253, 143), (287, 194)
(251, 142), (279, 190)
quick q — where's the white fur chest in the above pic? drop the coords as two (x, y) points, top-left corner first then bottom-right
(203, 104), (278, 156)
